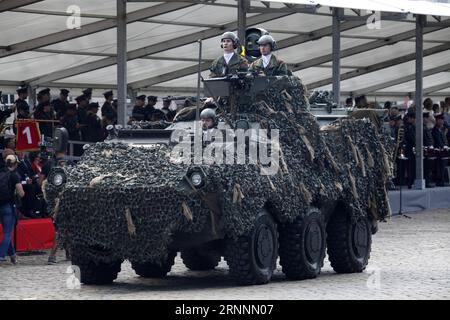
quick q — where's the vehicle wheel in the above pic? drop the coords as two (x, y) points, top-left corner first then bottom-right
(181, 247), (221, 271)
(71, 246), (122, 285)
(225, 208), (278, 285)
(279, 209), (326, 280)
(131, 251), (176, 278)
(326, 213), (372, 273)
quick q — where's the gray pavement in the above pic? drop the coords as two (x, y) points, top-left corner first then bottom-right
(1, 208), (449, 300)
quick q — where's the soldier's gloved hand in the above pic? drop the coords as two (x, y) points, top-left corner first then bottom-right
(205, 97), (214, 104)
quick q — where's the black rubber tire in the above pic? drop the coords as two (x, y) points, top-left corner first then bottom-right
(279, 209), (326, 280)
(181, 247), (221, 271)
(131, 252), (176, 278)
(225, 209), (278, 285)
(326, 213), (372, 273)
(71, 247), (122, 285)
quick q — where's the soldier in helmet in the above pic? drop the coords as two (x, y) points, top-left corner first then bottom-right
(209, 31), (248, 78)
(249, 34), (289, 76)
(200, 108), (218, 145)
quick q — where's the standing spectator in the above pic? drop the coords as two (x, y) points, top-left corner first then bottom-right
(76, 95), (89, 141)
(354, 95), (368, 109)
(144, 96), (157, 121)
(423, 112), (435, 187)
(404, 112), (416, 188)
(345, 97), (353, 108)
(14, 86), (30, 119)
(0, 154), (25, 264)
(82, 88), (93, 102)
(83, 103), (103, 143)
(60, 104), (83, 156)
(161, 97), (177, 122)
(443, 97), (450, 128)
(101, 90), (116, 125)
(129, 95), (147, 124)
(34, 101), (56, 139)
(17, 152), (45, 218)
(51, 89), (70, 120)
(432, 113), (448, 186)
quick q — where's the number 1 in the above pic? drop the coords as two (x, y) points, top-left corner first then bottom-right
(22, 126), (32, 144)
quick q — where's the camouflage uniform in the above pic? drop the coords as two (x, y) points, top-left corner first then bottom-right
(249, 54), (289, 76)
(209, 53), (248, 78)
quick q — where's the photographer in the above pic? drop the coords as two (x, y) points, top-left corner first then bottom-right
(17, 152), (47, 218)
(0, 154), (25, 264)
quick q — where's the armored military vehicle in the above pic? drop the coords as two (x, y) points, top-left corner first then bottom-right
(45, 73), (393, 286)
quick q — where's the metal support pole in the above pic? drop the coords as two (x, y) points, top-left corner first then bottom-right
(414, 15), (426, 190)
(237, 0), (248, 54)
(117, 0), (127, 126)
(332, 8), (342, 105)
(195, 40), (202, 121)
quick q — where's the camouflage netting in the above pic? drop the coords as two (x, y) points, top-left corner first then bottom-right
(45, 75), (393, 265)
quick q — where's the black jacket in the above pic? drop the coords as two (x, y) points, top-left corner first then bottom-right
(432, 126), (447, 148)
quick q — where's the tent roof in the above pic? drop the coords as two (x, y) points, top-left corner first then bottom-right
(0, 0), (449, 99)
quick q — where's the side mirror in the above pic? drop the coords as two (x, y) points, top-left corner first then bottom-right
(53, 127), (69, 153)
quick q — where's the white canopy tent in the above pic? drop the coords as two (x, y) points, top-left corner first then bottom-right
(0, 0), (448, 99)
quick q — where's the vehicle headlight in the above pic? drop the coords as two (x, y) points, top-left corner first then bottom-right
(190, 172), (203, 187)
(52, 172), (65, 186)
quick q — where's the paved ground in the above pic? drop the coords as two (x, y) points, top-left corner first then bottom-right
(1, 208), (449, 300)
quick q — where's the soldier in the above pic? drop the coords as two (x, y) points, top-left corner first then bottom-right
(51, 89), (70, 120)
(432, 113), (448, 186)
(36, 88), (51, 112)
(129, 95), (147, 124)
(209, 31), (248, 78)
(423, 112), (435, 187)
(83, 103), (103, 142)
(161, 97), (176, 122)
(354, 95), (369, 109)
(33, 99), (56, 139)
(345, 97), (353, 109)
(75, 95), (89, 141)
(0, 92), (14, 123)
(249, 34), (289, 76)
(15, 86), (30, 119)
(200, 108), (217, 145)
(101, 90), (116, 125)
(144, 95), (158, 121)
(60, 103), (83, 156)
(403, 112), (416, 188)
(82, 88), (93, 102)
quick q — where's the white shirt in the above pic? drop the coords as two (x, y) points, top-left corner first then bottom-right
(262, 54), (272, 68)
(223, 52), (234, 64)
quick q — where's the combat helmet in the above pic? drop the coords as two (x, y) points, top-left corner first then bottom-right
(221, 31), (239, 49)
(200, 108), (216, 121)
(257, 34), (278, 50)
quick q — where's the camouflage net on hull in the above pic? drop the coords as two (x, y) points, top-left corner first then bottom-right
(46, 75), (393, 264)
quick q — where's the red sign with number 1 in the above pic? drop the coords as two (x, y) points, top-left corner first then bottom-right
(16, 120), (41, 152)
